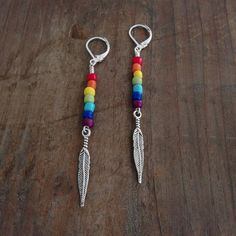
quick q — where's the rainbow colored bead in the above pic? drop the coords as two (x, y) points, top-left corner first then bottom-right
(87, 73), (97, 81)
(84, 87), (95, 96)
(82, 118), (94, 128)
(132, 57), (143, 108)
(84, 95), (95, 103)
(83, 111), (94, 119)
(133, 84), (143, 93)
(132, 63), (141, 72)
(132, 91), (142, 100)
(87, 80), (96, 89)
(132, 76), (142, 85)
(132, 56), (143, 66)
(133, 70), (143, 78)
(133, 100), (142, 108)
(84, 102), (95, 112)
(82, 73), (97, 128)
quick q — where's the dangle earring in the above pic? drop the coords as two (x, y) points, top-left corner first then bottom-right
(78, 37), (110, 207)
(128, 24), (152, 183)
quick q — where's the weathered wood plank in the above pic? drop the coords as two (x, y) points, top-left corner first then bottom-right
(0, 0), (235, 235)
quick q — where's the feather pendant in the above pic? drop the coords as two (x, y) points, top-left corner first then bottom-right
(133, 127), (144, 183)
(78, 147), (90, 207)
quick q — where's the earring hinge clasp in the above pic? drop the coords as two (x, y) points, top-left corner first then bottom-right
(129, 24), (152, 56)
(86, 37), (110, 73)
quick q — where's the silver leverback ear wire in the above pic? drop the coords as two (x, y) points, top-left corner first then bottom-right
(129, 24), (152, 56)
(78, 36), (110, 207)
(129, 24), (152, 184)
(86, 37), (110, 73)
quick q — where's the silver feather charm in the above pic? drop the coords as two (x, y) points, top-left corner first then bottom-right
(133, 109), (144, 183)
(78, 126), (91, 207)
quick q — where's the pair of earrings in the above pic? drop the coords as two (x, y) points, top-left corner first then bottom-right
(78, 24), (152, 207)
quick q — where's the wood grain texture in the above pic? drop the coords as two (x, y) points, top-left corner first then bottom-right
(0, 0), (236, 235)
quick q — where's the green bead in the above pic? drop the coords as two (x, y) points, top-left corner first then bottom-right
(132, 76), (142, 85)
(84, 95), (95, 103)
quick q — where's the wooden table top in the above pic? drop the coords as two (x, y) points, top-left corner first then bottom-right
(0, 0), (236, 235)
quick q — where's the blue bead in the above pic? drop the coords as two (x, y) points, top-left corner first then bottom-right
(132, 91), (142, 100)
(133, 84), (143, 93)
(83, 111), (94, 119)
(84, 102), (95, 112)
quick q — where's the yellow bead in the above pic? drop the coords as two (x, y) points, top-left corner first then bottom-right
(133, 70), (143, 78)
(84, 87), (95, 96)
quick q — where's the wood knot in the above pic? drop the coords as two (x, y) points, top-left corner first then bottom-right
(70, 24), (87, 40)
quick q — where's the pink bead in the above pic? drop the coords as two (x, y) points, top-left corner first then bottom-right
(133, 100), (143, 108)
(82, 118), (94, 128)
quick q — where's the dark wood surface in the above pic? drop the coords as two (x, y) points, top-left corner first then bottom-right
(0, 0), (236, 235)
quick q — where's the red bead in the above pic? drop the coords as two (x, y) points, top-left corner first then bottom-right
(82, 118), (94, 128)
(87, 73), (97, 81)
(132, 57), (143, 66)
(133, 100), (143, 108)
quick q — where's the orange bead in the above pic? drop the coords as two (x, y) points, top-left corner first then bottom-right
(132, 63), (142, 72)
(87, 80), (96, 89)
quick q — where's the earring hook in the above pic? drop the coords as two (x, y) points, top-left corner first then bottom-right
(86, 37), (110, 72)
(129, 24), (152, 56)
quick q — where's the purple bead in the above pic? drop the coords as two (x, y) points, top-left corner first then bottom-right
(133, 100), (143, 108)
(82, 118), (94, 128)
